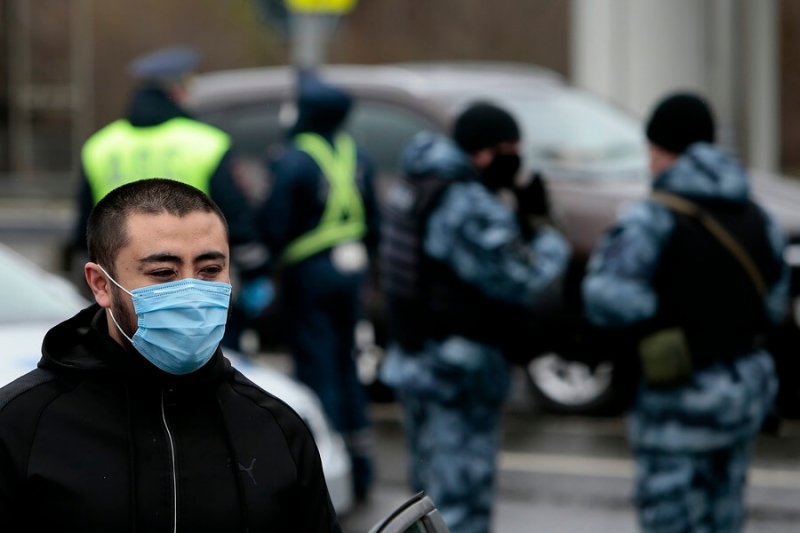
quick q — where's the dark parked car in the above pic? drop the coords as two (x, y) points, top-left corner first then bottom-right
(188, 62), (800, 415)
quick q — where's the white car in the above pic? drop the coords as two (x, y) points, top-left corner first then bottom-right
(0, 242), (353, 516)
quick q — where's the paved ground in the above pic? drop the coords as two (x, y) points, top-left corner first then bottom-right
(340, 393), (800, 533)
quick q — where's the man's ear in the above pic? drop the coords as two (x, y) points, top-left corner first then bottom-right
(85, 262), (112, 308)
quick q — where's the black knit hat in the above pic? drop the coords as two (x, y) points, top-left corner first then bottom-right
(452, 102), (520, 154)
(645, 93), (715, 154)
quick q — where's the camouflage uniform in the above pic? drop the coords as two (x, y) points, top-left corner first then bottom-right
(381, 133), (571, 533)
(583, 143), (788, 532)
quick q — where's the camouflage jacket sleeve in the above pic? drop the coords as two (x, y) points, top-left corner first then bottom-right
(582, 200), (675, 328)
(584, 199), (791, 329)
(423, 181), (571, 309)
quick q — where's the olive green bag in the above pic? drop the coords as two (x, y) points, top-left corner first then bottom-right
(638, 327), (694, 388)
(638, 192), (767, 388)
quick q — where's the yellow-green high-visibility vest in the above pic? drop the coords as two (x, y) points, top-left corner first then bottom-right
(281, 132), (367, 266)
(81, 117), (231, 204)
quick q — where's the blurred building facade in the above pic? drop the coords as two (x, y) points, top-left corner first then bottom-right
(0, 0), (798, 189)
(0, 0), (283, 183)
(572, 0), (779, 174)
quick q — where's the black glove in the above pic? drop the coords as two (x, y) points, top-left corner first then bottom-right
(515, 172), (551, 216)
(514, 172), (552, 238)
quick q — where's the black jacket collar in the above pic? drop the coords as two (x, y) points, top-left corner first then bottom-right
(39, 304), (230, 388)
(126, 86), (190, 127)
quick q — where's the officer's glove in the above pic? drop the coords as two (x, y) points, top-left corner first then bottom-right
(238, 276), (275, 320)
(514, 172), (553, 238)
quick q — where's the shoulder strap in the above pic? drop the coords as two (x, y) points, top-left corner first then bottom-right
(651, 191), (767, 298)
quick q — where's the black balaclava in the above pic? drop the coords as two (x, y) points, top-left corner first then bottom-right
(452, 102), (521, 190)
(646, 92), (715, 154)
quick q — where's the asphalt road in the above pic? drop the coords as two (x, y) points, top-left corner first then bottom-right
(340, 374), (800, 533)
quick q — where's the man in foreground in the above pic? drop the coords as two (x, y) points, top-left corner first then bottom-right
(583, 93), (789, 532)
(0, 179), (340, 532)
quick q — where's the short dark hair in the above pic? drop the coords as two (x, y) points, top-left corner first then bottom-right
(645, 92), (715, 154)
(87, 178), (229, 273)
(452, 101), (520, 154)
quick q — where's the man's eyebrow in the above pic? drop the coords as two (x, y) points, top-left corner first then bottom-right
(195, 251), (227, 264)
(136, 251), (227, 270)
(138, 253), (183, 266)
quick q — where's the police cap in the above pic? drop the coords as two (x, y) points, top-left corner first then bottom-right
(127, 46), (200, 84)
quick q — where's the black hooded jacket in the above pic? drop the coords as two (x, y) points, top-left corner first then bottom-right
(0, 305), (341, 532)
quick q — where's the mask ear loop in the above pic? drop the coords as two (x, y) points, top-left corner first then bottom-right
(96, 265), (133, 297)
(107, 308), (136, 346)
(96, 265), (137, 345)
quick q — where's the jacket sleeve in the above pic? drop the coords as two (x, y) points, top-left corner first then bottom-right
(582, 200), (675, 328)
(276, 405), (342, 533)
(423, 181), (571, 310)
(255, 149), (317, 258)
(0, 370), (60, 533)
(0, 431), (20, 530)
(356, 151), (381, 256)
(209, 150), (270, 279)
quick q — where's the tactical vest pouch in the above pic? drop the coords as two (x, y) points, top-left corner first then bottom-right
(638, 327), (693, 388)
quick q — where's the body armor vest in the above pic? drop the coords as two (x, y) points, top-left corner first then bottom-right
(652, 196), (782, 367)
(380, 176), (525, 352)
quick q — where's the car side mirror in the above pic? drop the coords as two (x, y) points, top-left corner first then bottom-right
(367, 492), (450, 533)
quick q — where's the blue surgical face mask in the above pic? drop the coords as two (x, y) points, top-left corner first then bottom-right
(98, 266), (232, 375)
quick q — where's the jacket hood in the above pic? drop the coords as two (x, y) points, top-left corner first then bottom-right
(39, 304), (230, 386)
(653, 142), (750, 202)
(401, 132), (476, 182)
(290, 70), (352, 138)
(126, 86), (189, 127)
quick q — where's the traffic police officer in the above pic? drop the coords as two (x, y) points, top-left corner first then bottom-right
(255, 70), (380, 501)
(379, 103), (571, 533)
(73, 46), (272, 349)
(582, 93), (789, 532)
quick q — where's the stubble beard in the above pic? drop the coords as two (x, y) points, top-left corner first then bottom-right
(110, 286), (139, 349)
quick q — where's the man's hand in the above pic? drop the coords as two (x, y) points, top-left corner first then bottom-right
(515, 172), (551, 216)
(515, 172), (552, 237)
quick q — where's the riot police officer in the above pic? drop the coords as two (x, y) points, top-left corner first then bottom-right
(379, 102), (571, 533)
(582, 93), (789, 532)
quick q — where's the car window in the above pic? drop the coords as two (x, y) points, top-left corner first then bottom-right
(449, 90), (648, 180)
(201, 103), (285, 160)
(344, 102), (441, 176)
(0, 246), (86, 323)
(201, 100), (439, 175)
(500, 92), (648, 178)
(195, 103), (284, 203)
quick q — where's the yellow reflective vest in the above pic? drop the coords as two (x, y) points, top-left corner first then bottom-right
(81, 117), (231, 204)
(281, 132), (367, 266)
